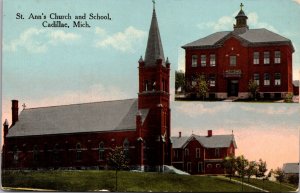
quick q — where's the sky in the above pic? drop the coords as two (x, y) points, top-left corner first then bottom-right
(1, 0), (300, 171)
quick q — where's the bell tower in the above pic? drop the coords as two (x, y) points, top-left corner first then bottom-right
(233, 3), (249, 34)
(137, 1), (171, 171)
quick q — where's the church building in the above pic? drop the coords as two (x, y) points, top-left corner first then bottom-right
(2, 4), (172, 172)
(182, 4), (295, 100)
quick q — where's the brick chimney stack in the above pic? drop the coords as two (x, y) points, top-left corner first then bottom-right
(11, 100), (19, 126)
(179, 132), (181, 138)
(207, 130), (212, 137)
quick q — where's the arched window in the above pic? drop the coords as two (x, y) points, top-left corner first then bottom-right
(53, 144), (59, 162)
(99, 142), (105, 161)
(145, 80), (149, 91)
(76, 143), (82, 161)
(216, 164), (221, 168)
(185, 148), (189, 157)
(13, 145), (18, 163)
(33, 145), (39, 162)
(123, 138), (129, 159)
(207, 164), (212, 168)
(143, 140), (147, 161)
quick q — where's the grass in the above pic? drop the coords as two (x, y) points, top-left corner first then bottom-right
(233, 177), (298, 192)
(2, 170), (260, 192)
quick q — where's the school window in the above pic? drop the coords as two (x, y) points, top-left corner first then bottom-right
(185, 148), (189, 157)
(264, 52), (270, 64)
(99, 142), (105, 161)
(253, 52), (259, 64)
(275, 73), (281, 86)
(201, 55), (206, 67)
(187, 162), (192, 173)
(207, 164), (212, 168)
(210, 54), (216, 66)
(215, 148), (220, 157)
(198, 162), (203, 173)
(216, 164), (221, 168)
(209, 75), (216, 87)
(196, 148), (201, 158)
(264, 73), (270, 86)
(254, 73), (260, 86)
(192, 55), (198, 67)
(76, 143), (82, 161)
(274, 51), (281, 64)
(123, 138), (130, 159)
(230, 55), (236, 66)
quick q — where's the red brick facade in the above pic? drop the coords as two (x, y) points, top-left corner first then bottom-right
(2, 6), (171, 172)
(183, 6), (294, 100)
(171, 131), (236, 175)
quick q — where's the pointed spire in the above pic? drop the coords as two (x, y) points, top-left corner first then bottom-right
(233, 3), (248, 33)
(144, 2), (165, 67)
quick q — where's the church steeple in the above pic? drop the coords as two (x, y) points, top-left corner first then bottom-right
(144, 0), (165, 67)
(233, 3), (249, 33)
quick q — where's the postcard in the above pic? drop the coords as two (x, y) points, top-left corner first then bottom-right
(1, 0), (299, 192)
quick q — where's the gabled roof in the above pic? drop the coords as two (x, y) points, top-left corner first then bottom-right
(7, 99), (149, 137)
(171, 133), (237, 149)
(144, 8), (165, 67)
(182, 28), (293, 50)
(283, 163), (299, 174)
(171, 136), (190, 148)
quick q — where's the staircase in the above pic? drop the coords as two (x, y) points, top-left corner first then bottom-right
(163, 165), (190, 175)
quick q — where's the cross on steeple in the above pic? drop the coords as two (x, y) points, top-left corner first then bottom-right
(240, 3), (244, 10)
(152, 0), (155, 9)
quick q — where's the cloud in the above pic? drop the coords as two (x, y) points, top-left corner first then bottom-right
(95, 26), (146, 53)
(95, 27), (107, 36)
(48, 30), (80, 44)
(177, 48), (185, 72)
(174, 102), (231, 117)
(293, 0), (300, 4)
(239, 105), (300, 115)
(3, 28), (81, 53)
(197, 11), (278, 33)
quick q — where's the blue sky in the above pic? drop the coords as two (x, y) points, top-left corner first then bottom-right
(2, 0), (300, 170)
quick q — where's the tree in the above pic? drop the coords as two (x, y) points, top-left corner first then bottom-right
(195, 75), (209, 101)
(175, 70), (185, 94)
(107, 146), (129, 192)
(235, 155), (249, 191)
(223, 155), (236, 181)
(274, 167), (285, 192)
(248, 79), (259, 100)
(245, 161), (257, 182)
(256, 159), (267, 178)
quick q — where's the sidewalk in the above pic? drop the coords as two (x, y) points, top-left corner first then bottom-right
(215, 176), (269, 192)
(2, 186), (56, 191)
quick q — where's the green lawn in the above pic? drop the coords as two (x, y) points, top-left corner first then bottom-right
(232, 177), (298, 192)
(2, 170), (259, 192)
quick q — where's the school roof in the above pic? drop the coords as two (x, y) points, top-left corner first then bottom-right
(182, 28), (293, 50)
(171, 134), (237, 149)
(283, 163), (299, 174)
(7, 99), (149, 137)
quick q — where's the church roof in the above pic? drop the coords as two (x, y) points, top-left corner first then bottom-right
(171, 134), (237, 149)
(144, 8), (165, 67)
(7, 99), (149, 137)
(283, 163), (299, 174)
(182, 28), (293, 49)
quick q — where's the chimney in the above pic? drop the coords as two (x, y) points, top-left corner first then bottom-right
(207, 130), (212, 137)
(179, 132), (181, 138)
(3, 119), (9, 137)
(11, 100), (19, 126)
